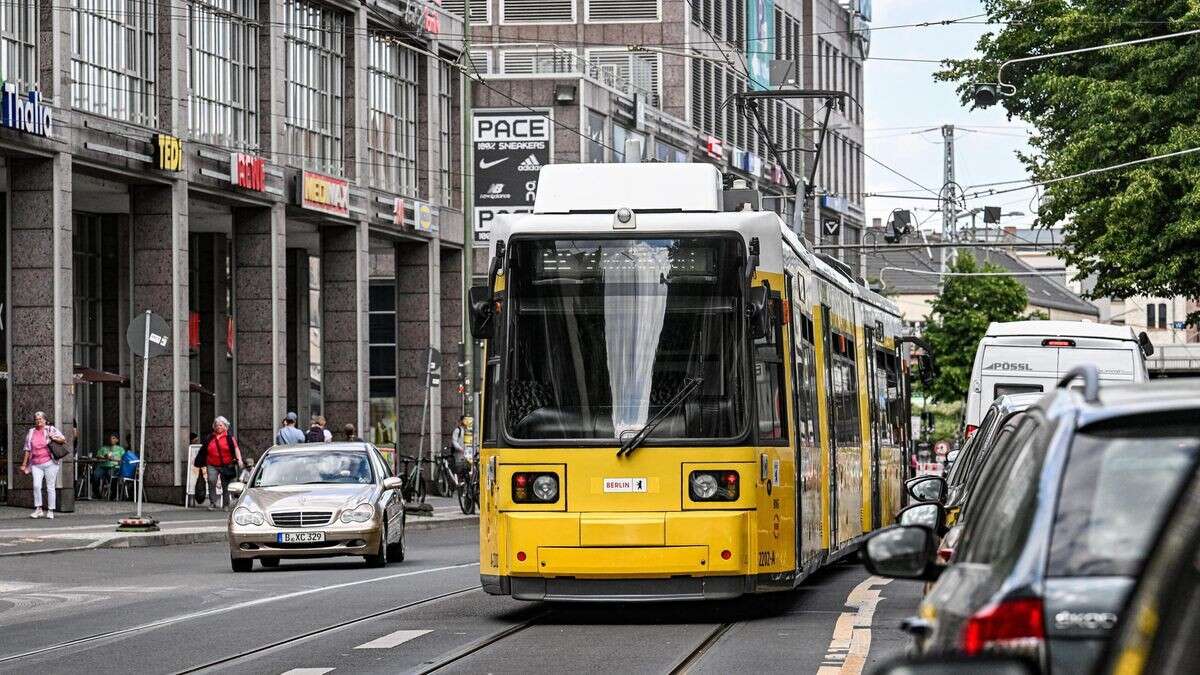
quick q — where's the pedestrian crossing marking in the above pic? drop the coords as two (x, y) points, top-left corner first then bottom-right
(354, 628), (432, 649)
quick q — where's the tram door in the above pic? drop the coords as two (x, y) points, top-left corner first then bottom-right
(820, 304), (836, 548)
(789, 275), (821, 568)
(865, 325), (883, 531)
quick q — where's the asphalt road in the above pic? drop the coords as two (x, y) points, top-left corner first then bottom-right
(0, 524), (922, 674)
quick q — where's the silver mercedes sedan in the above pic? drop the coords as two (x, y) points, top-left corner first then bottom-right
(226, 443), (406, 572)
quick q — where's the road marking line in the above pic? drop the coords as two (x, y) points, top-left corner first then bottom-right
(354, 628), (432, 649)
(817, 575), (892, 675)
(280, 669), (335, 675)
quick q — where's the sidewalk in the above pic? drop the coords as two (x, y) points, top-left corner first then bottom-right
(0, 495), (475, 556)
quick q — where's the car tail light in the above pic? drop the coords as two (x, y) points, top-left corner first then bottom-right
(511, 473), (559, 503)
(962, 597), (1045, 656)
(965, 425), (979, 439)
(937, 545), (954, 564)
(1041, 338), (1075, 347)
(689, 471), (739, 501)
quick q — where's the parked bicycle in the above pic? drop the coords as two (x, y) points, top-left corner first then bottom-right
(458, 456), (479, 515)
(396, 453), (429, 504)
(433, 445), (461, 498)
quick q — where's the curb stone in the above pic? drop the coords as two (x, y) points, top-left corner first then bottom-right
(0, 515), (478, 557)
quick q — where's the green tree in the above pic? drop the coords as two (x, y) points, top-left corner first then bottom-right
(936, 1), (1200, 312)
(922, 253), (1030, 403)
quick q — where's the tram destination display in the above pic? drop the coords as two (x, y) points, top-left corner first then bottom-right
(473, 110), (552, 246)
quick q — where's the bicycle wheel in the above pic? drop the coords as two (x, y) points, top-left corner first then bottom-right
(458, 482), (474, 514)
(435, 469), (452, 498)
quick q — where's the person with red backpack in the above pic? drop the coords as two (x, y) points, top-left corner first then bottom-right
(193, 416), (245, 511)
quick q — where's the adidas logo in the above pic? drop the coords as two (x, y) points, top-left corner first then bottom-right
(517, 155), (542, 171)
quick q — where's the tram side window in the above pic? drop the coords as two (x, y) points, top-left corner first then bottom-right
(794, 313), (819, 447)
(874, 349), (894, 446)
(754, 296), (789, 444)
(831, 333), (861, 446)
(483, 358), (499, 444)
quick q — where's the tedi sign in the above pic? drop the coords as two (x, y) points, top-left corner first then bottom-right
(1, 82), (52, 137)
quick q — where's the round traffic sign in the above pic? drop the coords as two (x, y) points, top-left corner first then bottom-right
(126, 311), (171, 358)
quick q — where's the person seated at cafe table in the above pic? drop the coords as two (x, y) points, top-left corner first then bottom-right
(92, 432), (125, 499)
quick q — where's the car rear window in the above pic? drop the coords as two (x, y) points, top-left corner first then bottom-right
(1048, 414), (1200, 577)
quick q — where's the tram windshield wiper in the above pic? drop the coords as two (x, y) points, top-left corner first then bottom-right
(617, 377), (703, 458)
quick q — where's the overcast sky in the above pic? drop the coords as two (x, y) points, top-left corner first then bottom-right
(863, 0), (1036, 232)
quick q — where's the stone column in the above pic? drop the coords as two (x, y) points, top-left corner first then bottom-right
(396, 241), (432, 453)
(439, 247), (464, 437)
(321, 223), (369, 435)
(129, 181), (190, 505)
(285, 248), (312, 418)
(258, 0), (287, 161)
(234, 204), (287, 455)
(8, 154), (73, 510)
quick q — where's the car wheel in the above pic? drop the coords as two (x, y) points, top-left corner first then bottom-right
(387, 520), (406, 562)
(231, 557), (253, 573)
(365, 524), (389, 568)
(260, 557), (280, 568)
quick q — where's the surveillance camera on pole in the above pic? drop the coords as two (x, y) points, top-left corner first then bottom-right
(972, 83), (1001, 108)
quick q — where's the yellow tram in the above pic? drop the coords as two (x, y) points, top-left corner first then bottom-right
(468, 163), (912, 601)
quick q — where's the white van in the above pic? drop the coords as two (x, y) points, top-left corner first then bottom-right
(964, 320), (1152, 433)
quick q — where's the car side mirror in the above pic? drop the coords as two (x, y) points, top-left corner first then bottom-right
(747, 285), (770, 339)
(946, 450), (959, 465)
(1138, 331), (1154, 357)
(226, 481), (245, 497)
(863, 525), (942, 581)
(873, 654), (1036, 675)
(906, 475), (947, 504)
(897, 502), (945, 534)
(468, 285), (494, 340)
(382, 476), (404, 492)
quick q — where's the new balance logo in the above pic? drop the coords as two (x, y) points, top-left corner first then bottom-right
(485, 183), (505, 195)
(517, 154), (542, 171)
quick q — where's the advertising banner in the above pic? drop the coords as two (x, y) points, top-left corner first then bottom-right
(298, 170), (350, 217)
(746, 0), (775, 91)
(472, 110), (552, 245)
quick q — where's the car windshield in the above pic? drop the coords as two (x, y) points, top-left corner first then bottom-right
(1048, 414), (1200, 577)
(503, 236), (746, 441)
(252, 451), (375, 487)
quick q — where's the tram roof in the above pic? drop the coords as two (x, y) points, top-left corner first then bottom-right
(533, 163), (723, 213)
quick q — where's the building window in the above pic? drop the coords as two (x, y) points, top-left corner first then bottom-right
(654, 140), (687, 163)
(284, 0), (345, 174)
(188, 0), (259, 149)
(1159, 303), (1168, 329)
(369, 281), (397, 447)
(0, 0), (37, 90)
(71, 0), (157, 125)
(368, 36), (419, 195)
(437, 60), (457, 206)
(612, 125), (645, 162)
(586, 109), (606, 162)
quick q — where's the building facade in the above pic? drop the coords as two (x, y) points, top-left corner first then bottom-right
(455, 0), (869, 259)
(1, 0), (468, 509)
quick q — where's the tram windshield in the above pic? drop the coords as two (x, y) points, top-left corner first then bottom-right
(504, 236), (747, 442)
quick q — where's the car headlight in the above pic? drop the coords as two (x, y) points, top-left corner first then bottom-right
(512, 472), (560, 503)
(233, 507), (264, 526)
(689, 471), (739, 501)
(340, 502), (375, 523)
(690, 473), (719, 500)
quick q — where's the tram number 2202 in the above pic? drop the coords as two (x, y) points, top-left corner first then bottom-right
(757, 550), (776, 567)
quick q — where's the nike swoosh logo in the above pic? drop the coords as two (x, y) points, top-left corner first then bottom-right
(479, 157), (508, 169)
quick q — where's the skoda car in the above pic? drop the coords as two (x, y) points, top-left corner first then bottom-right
(227, 443), (406, 571)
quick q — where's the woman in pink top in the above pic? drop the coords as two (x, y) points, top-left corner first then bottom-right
(19, 411), (67, 518)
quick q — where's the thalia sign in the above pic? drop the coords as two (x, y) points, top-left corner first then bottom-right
(1, 82), (52, 137)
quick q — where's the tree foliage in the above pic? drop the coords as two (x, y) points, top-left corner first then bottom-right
(922, 253), (1031, 403)
(936, 1), (1200, 309)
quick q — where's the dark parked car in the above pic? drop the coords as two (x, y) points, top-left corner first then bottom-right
(871, 424), (1200, 675)
(864, 369), (1200, 673)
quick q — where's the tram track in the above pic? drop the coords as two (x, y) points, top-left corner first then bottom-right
(0, 561), (479, 669)
(669, 622), (736, 674)
(178, 586), (479, 674)
(413, 610), (551, 674)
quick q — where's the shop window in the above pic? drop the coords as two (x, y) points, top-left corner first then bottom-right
(71, 0), (157, 125)
(367, 35), (420, 195)
(188, 0), (259, 149)
(586, 110), (607, 163)
(284, 0), (345, 174)
(368, 281), (397, 447)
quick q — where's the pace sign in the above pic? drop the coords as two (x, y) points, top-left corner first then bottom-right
(472, 110), (552, 245)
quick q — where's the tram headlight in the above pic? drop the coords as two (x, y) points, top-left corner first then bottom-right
(689, 470), (739, 502)
(512, 472), (560, 503)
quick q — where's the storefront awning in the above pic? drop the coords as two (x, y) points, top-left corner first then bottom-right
(73, 366), (129, 385)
